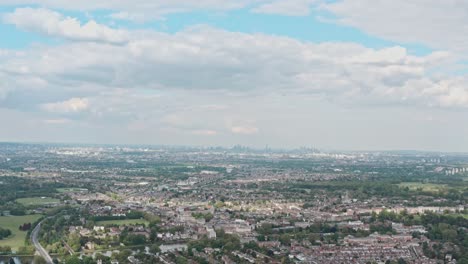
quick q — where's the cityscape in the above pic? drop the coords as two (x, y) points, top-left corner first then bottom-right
(0, 143), (466, 263)
(1, 0), (468, 263)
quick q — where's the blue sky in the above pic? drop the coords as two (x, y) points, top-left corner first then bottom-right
(1, 0), (468, 151)
(0, 4), (432, 54)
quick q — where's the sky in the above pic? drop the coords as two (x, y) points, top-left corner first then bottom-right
(1, 0), (468, 151)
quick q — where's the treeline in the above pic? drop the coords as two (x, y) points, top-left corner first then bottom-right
(119, 228), (147, 246)
(0, 246), (12, 255)
(0, 176), (61, 203)
(292, 181), (411, 197)
(90, 210), (144, 221)
(291, 180), (466, 202)
(118, 165), (226, 179)
(0, 203), (27, 216)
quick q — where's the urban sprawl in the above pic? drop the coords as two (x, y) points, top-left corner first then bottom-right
(0, 143), (466, 264)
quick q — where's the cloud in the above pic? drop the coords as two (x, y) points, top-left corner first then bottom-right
(43, 118), (71, 124)
(1, 10), (467, 119)
(191, 129), (218, 136)
(3, 8), (129, 44)
(226, 118), (260, 135)
(159, 108), (224, 136)
(323, 0), (468, 54)
(252, 0), (319, 16)
(0, 85), (9, 100)
(41, 98), (89, 113)
(231, 126), (259, 135)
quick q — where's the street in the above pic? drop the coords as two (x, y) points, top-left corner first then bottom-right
(31, 221), (54, 264)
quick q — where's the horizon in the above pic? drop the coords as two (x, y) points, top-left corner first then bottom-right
(2, 140), (467, 155)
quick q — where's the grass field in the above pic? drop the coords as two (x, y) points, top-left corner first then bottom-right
(398, 182), (448, 193)
(57, 188), (88, 193)
(0, 214), (42, 251)
(15, 197), (60, 206)
(96, 219), (149, 226)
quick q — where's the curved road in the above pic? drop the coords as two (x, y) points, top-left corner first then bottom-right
(31, 221), (54, 264)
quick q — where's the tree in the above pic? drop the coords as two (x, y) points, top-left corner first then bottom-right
(279, 234), (290, 246)
(0, 246), (12, 255)
(82, 256), (96, 264)
(149, 244), (161, 255)
(33, 256), (47, 264)
(65, 255), (81, 264)
(0, 228), (12, 239)
(68, 233), (82, 252)
(397, 258), (407, 264)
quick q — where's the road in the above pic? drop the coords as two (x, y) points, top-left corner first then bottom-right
(31, 221), (54, 264)
(62, 239), (75, 255)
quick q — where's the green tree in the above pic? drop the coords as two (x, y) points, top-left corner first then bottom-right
(65, 255), (81, 264)
(33, 256), (47, 264)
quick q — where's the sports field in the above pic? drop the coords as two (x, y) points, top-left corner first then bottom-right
(15, 197), (60, 206)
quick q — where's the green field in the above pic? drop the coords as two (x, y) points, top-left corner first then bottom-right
(0, 214), (42, 251)
(57, 188), (88, 193)
(398, 182), (448, 193)
(15, 197), (60, 206)
(96, 219), (149, 226)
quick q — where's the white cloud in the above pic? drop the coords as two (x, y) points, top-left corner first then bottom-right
(1, 9), (467, 128)
(227, 118), (260, 135)
(191, 129), (218, 136)
(0, 23), (464, 110)
(44, 118), (71, 124)
(42, 98), (89, 113)
(3, 8), (129, 44)
(252, 0), (319, 16)
(323, 0), (468, 54)
(231, 126), (259, 135)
